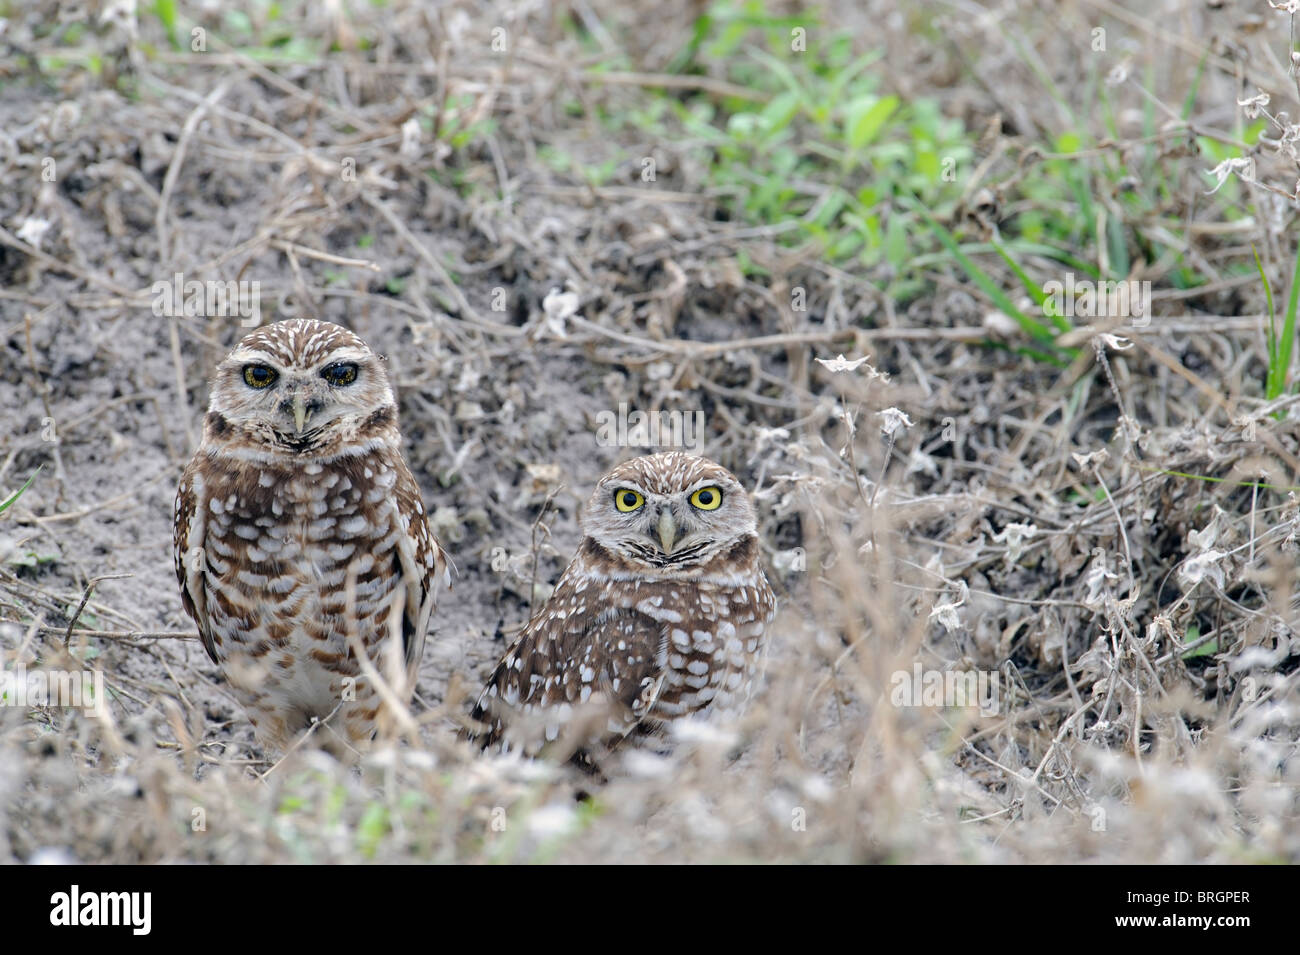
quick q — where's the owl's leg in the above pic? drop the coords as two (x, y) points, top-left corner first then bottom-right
(245, 701), (304, 757)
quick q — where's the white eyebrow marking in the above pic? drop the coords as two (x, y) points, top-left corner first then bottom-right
(315, 347), (371, 364)
(227, 347), (281, 364)
(606, 479), (649, 495)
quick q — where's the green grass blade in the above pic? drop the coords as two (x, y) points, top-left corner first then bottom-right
(905, 197), (1060, 349)
(0, 467), (40, 516)
(989, 237), (1063, 330)
(1280, 239), (1300, 401)
(151, 0), (180, 50)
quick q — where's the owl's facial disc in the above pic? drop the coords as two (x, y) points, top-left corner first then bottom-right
(215, 344), (384, 444)
(599, 481), (738, 567)
(581, 453), (759, 575)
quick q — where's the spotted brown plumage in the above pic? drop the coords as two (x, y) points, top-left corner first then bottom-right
(174, 319), (448, 756)
(469, 452), (776, 765)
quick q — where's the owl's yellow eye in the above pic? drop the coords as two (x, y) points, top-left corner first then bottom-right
(321, 362), (358, 386)
(614, 489), (644, 512)
(243, 364), (278, 389)
(689, 486), (723, 510)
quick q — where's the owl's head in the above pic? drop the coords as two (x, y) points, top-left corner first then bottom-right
(204, 319), (398, 456)
(581, 451), (759, 575)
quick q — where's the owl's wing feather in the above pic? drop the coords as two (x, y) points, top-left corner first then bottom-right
(470, 566), (663, 750)
(173, 462), (219, 664)
(391, 459), (448, 684)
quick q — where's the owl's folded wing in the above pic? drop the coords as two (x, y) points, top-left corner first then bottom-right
(388, 459), (450, 696)
(469, 573), (663, 752)
(173, 464), (219, 664)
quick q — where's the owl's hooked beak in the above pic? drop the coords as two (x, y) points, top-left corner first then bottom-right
(656, 509), (677, 554)
(292, 395), (310, 434)
(284, 391), (324, 434)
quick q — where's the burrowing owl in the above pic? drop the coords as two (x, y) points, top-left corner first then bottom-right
(470, 451), (776, 764)
(174, 319), (447, 755)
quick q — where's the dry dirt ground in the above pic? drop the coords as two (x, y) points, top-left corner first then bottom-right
(0, 0), (1297, 864)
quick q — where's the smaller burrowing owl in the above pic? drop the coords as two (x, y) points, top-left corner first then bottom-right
(469, 451), (776, 764)
(174, 319), (448, 756)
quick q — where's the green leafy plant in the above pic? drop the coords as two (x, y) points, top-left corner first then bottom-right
(594, 1), (972, 284)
